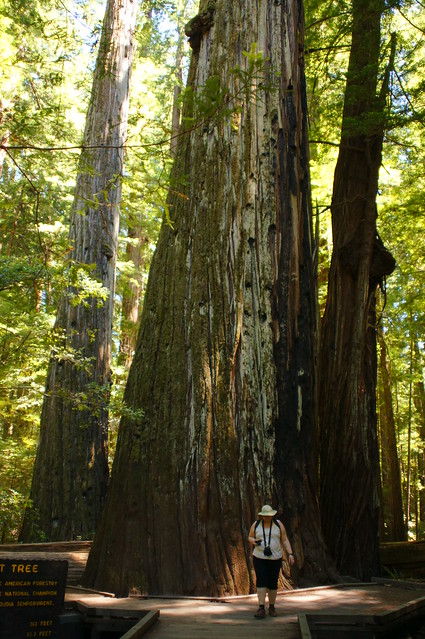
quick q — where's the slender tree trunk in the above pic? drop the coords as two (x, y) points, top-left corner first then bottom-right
(414, 360), (425, 521)
(0, 133), (8, 177)
(119, 218), (146, 370)
(0, 99), (9, 177)
(170, 36), (183, 157)
(318, 0), (396, 580)
(406, 331), (413, 531)
(20, 0), (138, 542)
(5, 189), (23, 256)
(83, 0), (335, 597)
(170, 1), (195, 156)
(378, 324), (405, 541)
(412, 340), (425, 531)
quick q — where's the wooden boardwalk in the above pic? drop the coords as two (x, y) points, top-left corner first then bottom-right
(2, 543), (425, 636)
(65, 580), (425, 638)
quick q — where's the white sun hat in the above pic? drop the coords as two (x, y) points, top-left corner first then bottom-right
(258, 504), (277, 517)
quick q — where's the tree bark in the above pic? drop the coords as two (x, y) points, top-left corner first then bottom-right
(20, 0), (138, 542)
(170, 31), (184, 157)
(0, 100), (9, 178)
(318, 0), (396, 579)
(412, 339), (425, 531)
(119, 218), (146, 370)
(378, 324), (405, 541)
(406, 330), (413, 531)
(83, 0), (335, 597)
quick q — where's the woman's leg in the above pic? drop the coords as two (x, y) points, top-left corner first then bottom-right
(257, 587), (267, 605)
(253, 557), (267, 618)
(266, 560), (282, 615)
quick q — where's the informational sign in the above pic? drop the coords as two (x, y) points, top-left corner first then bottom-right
(0, 559), (68, 639)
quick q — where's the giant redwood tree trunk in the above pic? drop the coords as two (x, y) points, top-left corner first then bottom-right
(318, 0), (396, 579)
(83, 0), (334, 597)
(20, 0), (138, 542)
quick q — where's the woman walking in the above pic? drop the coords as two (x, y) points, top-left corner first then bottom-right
(248, 504), (295, 618)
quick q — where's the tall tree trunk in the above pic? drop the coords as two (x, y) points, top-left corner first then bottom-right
(170, 1), (195, 156)
(0, 100), (9, 178)
(20, 0), (138, 542)
(378, 324), (405, 541)
(406, 330), (413, 531)
(170, 33), (183, 157)
(83, 0), (335, 597)
(318, 0), (396, 580)
(414, 340), (425, 530)
(119, 217), (146, 370)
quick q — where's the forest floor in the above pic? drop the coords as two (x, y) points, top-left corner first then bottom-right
(65, 579), (425, 638)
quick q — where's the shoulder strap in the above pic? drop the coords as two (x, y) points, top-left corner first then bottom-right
(256, 518), (280, 528)
(255, 518), (280, 533)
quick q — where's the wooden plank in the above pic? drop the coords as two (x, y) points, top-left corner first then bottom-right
(75, 601), (148, 619)
(120, 611), (160, 639)
(146, 621), (301, 639)
(302, 594), (425, 638)
(63, 582), (425, 639)
(0, 541), (91, 553)
(374, 577), (425, 591)
(373, 594), (425, 626)
(0, 542), (91, 586)
(298, 613), (313, 639)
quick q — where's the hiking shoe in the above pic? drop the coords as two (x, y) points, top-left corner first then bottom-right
(269, 605), (277, 617)
(254, 606), (266, 618)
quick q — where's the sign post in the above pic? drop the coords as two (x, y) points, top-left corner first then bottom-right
(0, 559), (68, 639)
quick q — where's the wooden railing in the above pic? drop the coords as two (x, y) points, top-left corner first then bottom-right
(0, 541), (91, 586)
(380, 540), (425, 580)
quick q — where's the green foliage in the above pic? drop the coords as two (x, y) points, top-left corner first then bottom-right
(180, 43), (274, 129)
(305, 0), (425, 537)
(304, 0), (353, 312)
(378, 105), (425, 535)
(0, 0), (104, 541)
(0, 435), (37, 543)
(0, 0), (424, 544)
(182, 75), (230, 123)
(0, 256), (46, 292)
(232, 42), (276, 105)
(107, 362), (144, 464)
(67, 263), (110, 308)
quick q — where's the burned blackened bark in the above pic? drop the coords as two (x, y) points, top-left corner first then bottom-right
(271, 35), (335, 585)
(84, 0), (332, 597)
(20, 0), (138, 542)
(318, 0), (396, 579)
